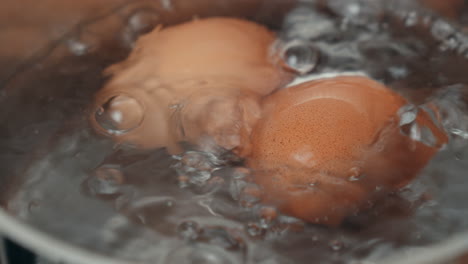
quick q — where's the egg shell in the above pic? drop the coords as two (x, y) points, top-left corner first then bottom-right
(91, 17), (293, 153)
(103, 17), (290, 96)
(246, 76), (447, 225)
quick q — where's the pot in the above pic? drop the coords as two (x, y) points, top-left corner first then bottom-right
(1, 1), (468, 263)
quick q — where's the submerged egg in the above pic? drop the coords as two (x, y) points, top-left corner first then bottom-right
(246, 76), (447, 226)
(91, 17), (292, 153)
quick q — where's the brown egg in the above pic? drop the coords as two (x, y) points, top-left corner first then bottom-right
(246, 76), (447, 226)
(91, 17), (292, 153)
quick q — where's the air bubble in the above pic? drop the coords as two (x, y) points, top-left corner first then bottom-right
(229, 177), (247, 201)
(387, 66), (408, 79)
(95, 95), (145, 135)
(67, 39), (90, 56)
(173, 151), (223, 187)
(329, 240), (344, 251)
(246, 223), (265, 237)
(401, 118), (439, 147)
(260, 207), (278, 223)
(278, 39), (320, 75)
(348, 167), (364, 182)
(122, 9), (159, 47)
(399, 104), (446, 147)
(198, 226), (245, 251)
(232, 167), (250, 179)
(431, 19), (455, 41)
(178, 221), (200, 241)
(128, 9), (159, 34)
(399, 105), (420, 144)
(87, 166), (124, 196)
(239, 184), (261, 208)
(66, 29), (101, 56)
(178, 175), (190, 188)
(327, 0), (381, 25)
(439, 36), (460, 52)
(180, 151), (219, 171)
(308, 181), (320, 188)
(451, 128), (468, 139)
(161, 0), (173, 11)
(398, 104), (418, 126)
(404, 12), (418, 27)
(419, 125), (438, 147)
(28, 200), (41, 212)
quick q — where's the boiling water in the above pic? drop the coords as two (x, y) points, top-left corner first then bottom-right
(4, 0), (468, 263)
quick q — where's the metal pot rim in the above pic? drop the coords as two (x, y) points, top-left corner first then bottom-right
(0, 208), (131, 264)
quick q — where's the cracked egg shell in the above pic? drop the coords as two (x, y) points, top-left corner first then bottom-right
(91, 17), (293, 153)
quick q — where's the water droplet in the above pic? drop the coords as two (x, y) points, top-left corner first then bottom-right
(95, 95), (145, 135)
(87, 166), (124, 196)
(178, 221), (200, 240)
(278, 39), (320, 75)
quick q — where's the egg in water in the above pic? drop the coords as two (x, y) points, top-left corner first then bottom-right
(91, 17), (293, 153)
(245, 75), (448, 226)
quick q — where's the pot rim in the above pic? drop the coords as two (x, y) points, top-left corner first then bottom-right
(0, 208), (133, 264)
(1, 206), (468, 264)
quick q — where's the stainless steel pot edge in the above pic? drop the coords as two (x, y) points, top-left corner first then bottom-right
(0, 238), (7, 264)
(0, 209), (133, 264)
